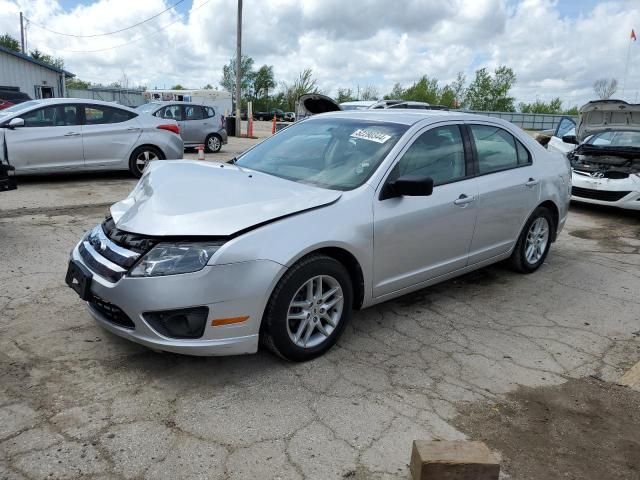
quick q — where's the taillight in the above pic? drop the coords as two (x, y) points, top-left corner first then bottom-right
(157, 124), (180, 135)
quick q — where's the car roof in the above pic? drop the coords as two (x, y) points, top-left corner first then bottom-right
(19, 98), (136, 110)
(308, 109), (501, 126)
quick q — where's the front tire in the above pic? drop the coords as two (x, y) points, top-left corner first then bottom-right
(128, 146), (164, 178)
(509, 207), (554, 273)
(205, 134), (222, 153)
(262, 255), (353, 361)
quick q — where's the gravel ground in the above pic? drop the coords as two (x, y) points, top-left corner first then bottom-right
(1, 129), (639, 479)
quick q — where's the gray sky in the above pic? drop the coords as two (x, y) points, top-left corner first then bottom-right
(1, 0), (639, 108)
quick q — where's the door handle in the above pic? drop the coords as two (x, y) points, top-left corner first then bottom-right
(453, 194), (475, 206)
(64, 132), (80, 136)
(525, 178), (540, 187)
(127, 127), (140, 131)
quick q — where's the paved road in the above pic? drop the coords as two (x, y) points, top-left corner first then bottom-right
(1, 151), (639, 478)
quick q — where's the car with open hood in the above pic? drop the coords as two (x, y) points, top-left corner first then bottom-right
(548, 100), (640, 210)
(66, 109), (570, 361)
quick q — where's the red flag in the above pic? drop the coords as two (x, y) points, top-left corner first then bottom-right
(632, 29), (637, 41)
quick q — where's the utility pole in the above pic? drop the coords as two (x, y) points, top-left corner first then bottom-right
(20, 12), (25, 53)
(235, 0), (242, 137)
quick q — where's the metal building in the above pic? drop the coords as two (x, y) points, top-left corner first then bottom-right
(0, 45), (74, 99)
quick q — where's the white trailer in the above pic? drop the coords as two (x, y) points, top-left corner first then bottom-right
(143, 89), (233, 116)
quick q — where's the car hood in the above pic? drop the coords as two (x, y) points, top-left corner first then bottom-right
(577, 100), (640, 142)
(110, 161), (342, 237)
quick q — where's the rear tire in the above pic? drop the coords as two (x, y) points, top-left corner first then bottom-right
(205, 134), (222, 153)
(509, 207), (554, 273)
(128, 146), (164, 178)
(262, 255), (353, 362)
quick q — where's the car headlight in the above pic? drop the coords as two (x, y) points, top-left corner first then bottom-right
(129, 242), (223, 277)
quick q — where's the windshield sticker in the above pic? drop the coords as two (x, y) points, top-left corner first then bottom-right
(350, 129), (392, 144)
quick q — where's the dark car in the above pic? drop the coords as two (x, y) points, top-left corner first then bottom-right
(255, 108), (285, 121)
(0, 89), (32, 110)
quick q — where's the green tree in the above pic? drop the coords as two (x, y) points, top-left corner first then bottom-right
(30, 49), (64, 69)
(220, 55), (256, 108)
(563, 105), (579, 116)
(360, 85), (379, 101)
(465, 66), (516, 112)
(203, 84), (213, 89)
(281, 69), (320, 111)
(438, 85), (456, 108)
(336, 88), (356, 103)
(253, 65), (276, 99)
(0, 33), (20, 52)
(66, 78), (91, 90)
(519, 97), (563, 114)
(384, 83), (405, 100)
(450, 72), (466, 108)
(403, 76), (441, 104)
(171, 84), (184, 90)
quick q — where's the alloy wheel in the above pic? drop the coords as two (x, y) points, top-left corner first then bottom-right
(525, 217), (549, 264)
(135, 150), (158, 174)
(208, 136), (221, 152)
(286, 275), (344, 349)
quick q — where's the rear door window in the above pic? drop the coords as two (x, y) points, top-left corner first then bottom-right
(469, 124), (523, 174)
(157, 105), (183, 121)
(204, 107), (215, 118)
(184, 106), (204, 121)
(84, 105), (137, 125)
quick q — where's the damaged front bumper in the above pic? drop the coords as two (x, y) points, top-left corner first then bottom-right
(68, 225), (286, 356)
(571, 170), (640, 210)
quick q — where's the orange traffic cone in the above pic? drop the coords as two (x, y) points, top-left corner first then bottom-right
(271, 114), (277, 134)
(197, 144), (205, 160)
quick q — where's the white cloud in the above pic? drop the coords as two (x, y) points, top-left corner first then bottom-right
(0, 0), (639, 107)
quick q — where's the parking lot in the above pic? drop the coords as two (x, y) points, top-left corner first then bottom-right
(1, 128), (639, 479)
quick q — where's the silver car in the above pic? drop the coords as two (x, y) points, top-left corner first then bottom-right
(136, 102), (228, 153)
(66, 110), (571, 361)
(0, 98), (183, 178)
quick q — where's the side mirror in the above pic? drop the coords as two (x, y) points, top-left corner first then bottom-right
(8, 117), (25, 129)
(561, 134), (578, 145)
(387, 175), (434, 198)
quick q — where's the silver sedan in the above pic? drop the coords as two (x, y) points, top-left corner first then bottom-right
(66, 110), (571, 361)
(0, 98), (184, 178)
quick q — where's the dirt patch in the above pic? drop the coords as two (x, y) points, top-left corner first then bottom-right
(453, 377), (640, 480)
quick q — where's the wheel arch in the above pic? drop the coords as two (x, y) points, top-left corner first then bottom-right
(266, 246), (366, 313)
(538, 199), (560, 241)
(310, 247), (365, 310)
(130, 143), (166, 160)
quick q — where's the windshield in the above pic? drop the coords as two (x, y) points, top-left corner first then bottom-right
(587, 131), (640, 148)
(136, 103), (160, 113)
(0, 100), (40, 117)
(236, 117), (408, 190)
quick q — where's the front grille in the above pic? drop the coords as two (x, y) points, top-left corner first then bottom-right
(78, 223), (143, 283)
(78, 242), (125, 283)
(102, 217), (157, 254)
(571, 187), (631, 202)
(89, 296), (135, 329)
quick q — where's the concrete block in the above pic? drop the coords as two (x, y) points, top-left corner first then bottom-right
(410, 440), (500, 480)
